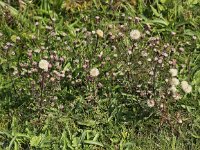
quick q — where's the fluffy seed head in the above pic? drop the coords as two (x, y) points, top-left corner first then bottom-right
(147, 99), (155, 108)
(130, 30), (141, 40)
(90, 68), (99, 77)
(169, 68), (178, 77)
(96, 29), (104, 38)
(170, 78), (180, 86)
(39, 59), (49, 71)
(181, 81), (192, 93)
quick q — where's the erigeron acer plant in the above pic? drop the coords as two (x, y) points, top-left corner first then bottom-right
(1, 12), (196, 131)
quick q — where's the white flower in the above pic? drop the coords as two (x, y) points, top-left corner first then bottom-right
(181, 81), (192, 93)
(130, 30), (141, 40)
(90, 68), (99, 77)
(170, 77), (180, 86)
(39, 59), (49, 71)
(169, 68), (178, 77)
(147, 99), (155, 108)
(96, 29), (104, 38)
(177, 118), (183, 124)
(173, 93), (182, 100)
(170, 85), (177, 94)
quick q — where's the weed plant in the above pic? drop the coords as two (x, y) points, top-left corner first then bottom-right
(0, 0), (200, 149)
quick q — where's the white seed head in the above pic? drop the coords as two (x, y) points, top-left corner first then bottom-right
(169, 68), (178, 77)
(96, 29), (104, 38)
(181, 81), (192, 93)
(39, 59), (49, 71)
(147, 99), (155, 108)
(170, 78), (180, 86)
(90, 68), (100, 77)
(130, 30), (141, 40)
(170, 85), (177, 94)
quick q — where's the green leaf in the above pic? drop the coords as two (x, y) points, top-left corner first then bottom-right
(160, 0), (167, 3)
(190, 132), (200, 139)
(157, 3), (165, 11)
(181, 105), (196, 112)
(0, 58), (7, 65)
(184, 29), (196, 36)
(188, 0), (198, 5)
(30, 135), (42, 147)
(77, 120), (96, 127)
(151, 18), (169, 26)
(63, 62), (71, 72)
(84, 140), (104, 147)
(150, 5), (161, 17)
(171, 135), (176, 150)
(11, 35), (17, 43)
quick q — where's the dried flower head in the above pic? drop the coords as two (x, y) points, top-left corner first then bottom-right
(170, 78), (180, 86)
(39, 59), (49, 71)
(130, 30), (141, 40)
(170, 85), (177, 94)
(90, 68), (99, 77)
(181, 81), (192, 93)
(96, 29), (104, 38)
(169, 68), (178, 77)
(147, 99), (155, 108)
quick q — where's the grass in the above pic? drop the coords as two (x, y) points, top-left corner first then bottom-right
(0, 0), (200, 149)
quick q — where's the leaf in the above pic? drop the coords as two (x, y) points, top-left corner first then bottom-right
(190, 132), (200, 139)
(181, 105), (196, 112)
(63, 62), (71, 72)
(77, 120), (96, 127)
(160, 0), (167, 3)
(157, 3), (165, 11)
(84, 140), (104, 147)
(151, 18), (169, 26)
(193, 70), (200, 85)
(0, 1), (18, 16)
(30, 135), (42, 147)
(171, 135), (176, 150)
(188, 0), (198, 5)
(150, 5), (161, 17)
(93, 133), (100, 141)
(0, 58), (7, 65)
(184, 29), (196, 36)
(11, 35), (17, 43)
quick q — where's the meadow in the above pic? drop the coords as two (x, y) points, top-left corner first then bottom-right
(0, 0), (200, 149)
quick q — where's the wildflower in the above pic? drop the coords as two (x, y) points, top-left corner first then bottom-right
(141, 51), (148, 57)
(177, 118), (183, 124)
(160, 103), (164, 109)
(179, 47), (184, 52)
(171, 32), (176, 36)
(98, 51), (103, 59)
(181, 81), (192, 93)
(34, 49), (41, 53)
(192, 36), (197, 40)
(13, 68), (18, 75)
(169, 68), (178, 77)
(39, 59), (49, 71)
(96, 29), (104, 38)
(147, 99), (155, 108)
(113, 54), (118, 57)
(173, 93), (182, 100)
(130, 30), (141, 40)
(147, 58), (152, 62)
(170, 85), (177, 94)
(170, 78), (179, 86)
(128, 50), (132, 55)
(90, 68), (99, 77)
(138, 61), (142, 65)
